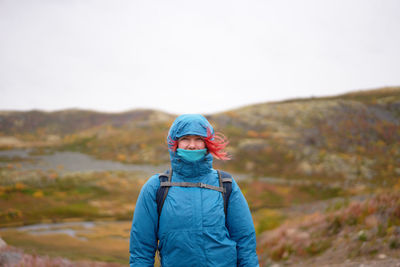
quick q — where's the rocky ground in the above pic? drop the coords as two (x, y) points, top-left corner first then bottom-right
(2, 236), (399, 267)
(258, 190), (400, 267)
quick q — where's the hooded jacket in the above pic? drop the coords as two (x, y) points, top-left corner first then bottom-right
(129, 114), (259, 267)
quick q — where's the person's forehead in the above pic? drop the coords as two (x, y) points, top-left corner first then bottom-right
(178, 135), (203, 139)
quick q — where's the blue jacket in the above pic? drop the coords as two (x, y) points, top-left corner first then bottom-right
(129, 114), (259, 266)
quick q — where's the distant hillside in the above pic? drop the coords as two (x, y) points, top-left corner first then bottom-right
(209, 86), (400, 185)
(0, 108), (175, 135)
(0, 109), (175, 163)
(0, 87), (399, 184)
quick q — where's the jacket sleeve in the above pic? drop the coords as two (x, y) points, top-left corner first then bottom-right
(227, 179), (259, 267)
(129, 175), (159, 267)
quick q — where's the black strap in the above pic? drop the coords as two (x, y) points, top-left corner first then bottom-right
(218, 170), (233, 223)
(156, 169), (172, 219)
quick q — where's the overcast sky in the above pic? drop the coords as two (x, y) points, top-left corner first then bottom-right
(1, 0), (399, 115)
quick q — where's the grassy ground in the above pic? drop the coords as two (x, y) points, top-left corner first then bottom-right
(0, 166), (143, 227)
(1, 221), (130, 264)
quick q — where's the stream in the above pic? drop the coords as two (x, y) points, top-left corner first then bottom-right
(0, 149), (169, 175)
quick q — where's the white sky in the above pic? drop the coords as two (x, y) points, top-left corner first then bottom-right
(1, 0), (399, 115)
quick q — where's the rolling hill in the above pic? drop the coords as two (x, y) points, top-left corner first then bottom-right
(0, 86), (399, 185)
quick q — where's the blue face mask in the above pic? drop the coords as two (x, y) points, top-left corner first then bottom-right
(176, 148), (207, 162)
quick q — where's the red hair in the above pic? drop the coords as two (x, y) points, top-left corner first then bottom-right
(168, 128), (231, 161)
(168, 136), (178, 152)
(204, 129), (230, 160)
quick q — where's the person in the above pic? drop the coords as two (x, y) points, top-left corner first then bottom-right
(129, 114), (259, 267)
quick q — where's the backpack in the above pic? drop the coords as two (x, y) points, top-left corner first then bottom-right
(156, 169), (233, 228)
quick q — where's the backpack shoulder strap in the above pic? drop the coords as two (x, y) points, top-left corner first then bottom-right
(156, 169), (172, 220)
(217, 170), (233, 220)
(157, 169), (233, 229)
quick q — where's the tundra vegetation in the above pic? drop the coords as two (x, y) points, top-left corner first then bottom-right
(0, 87), (399, 266)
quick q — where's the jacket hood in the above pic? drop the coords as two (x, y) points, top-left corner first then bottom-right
(167, 114), (214, 143)
(167, 114), (214, 177)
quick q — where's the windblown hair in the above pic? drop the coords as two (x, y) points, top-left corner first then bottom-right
(203, 128), (230, 160)
(168, 136), (179, 152)
(168, 128), (231, 161)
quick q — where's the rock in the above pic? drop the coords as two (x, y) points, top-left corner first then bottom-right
(286, 228), (297, 237)
(364, 215), (378, 228)
(296, 231), (310, 240)
(0, 136), (24, 147)
(0, 251), (22, 266)
(378, 254), (387, 259)
(0, 238), (6, 249)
